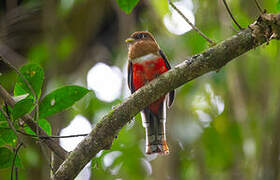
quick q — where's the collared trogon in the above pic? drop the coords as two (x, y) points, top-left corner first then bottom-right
(126, 31), (175, 154)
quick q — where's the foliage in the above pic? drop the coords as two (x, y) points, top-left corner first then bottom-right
(14, 64), (44, 99)
(24, 118), (52, 136)
(12, 98), (35, 120)
(0, 63), (89, 172)
(0, 147), (21, 169)
(39, 86), (90, 118)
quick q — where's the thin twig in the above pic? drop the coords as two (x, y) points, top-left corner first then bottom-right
(169, 1), (215, 45)
(0, 56), (37, 102)
(11, 143), (23, 180)
(222, 0), (243, 31)
(40, 133), (88, 139)
(0, 105), (23, 144)
(17, 129), (88, 139)
(230, 26), (239, 33)
(0, 127), (88, 139)
(15, 167), (18, 180)
(254, 0), (263, 13)
(2, 103), (24, 180)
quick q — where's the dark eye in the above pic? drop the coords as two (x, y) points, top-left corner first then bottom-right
(135, 33), (146, 39)
(140, 33), (146, 38)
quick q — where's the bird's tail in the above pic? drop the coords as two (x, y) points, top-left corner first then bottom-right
(141, 100), (169, 155)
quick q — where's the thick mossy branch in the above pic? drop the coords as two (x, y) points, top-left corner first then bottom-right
(53, 13), (280, 180)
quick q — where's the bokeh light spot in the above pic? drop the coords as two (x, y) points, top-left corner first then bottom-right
(163, 0), (195, 35)
(87, 63), (122, 102)
(60, 115), (92, 180)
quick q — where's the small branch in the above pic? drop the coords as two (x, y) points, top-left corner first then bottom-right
(1, 104), (24, 180)
(254, 0), (263, 13)
(222, 0), (244, 30)
(0, 84), (68, 160)
(42, 134), (88, 139)
(17, 130), (88, 139)
(15, 167), (18, 180)
(230, 26), (239, 33)
(169, 1), (215, 45)
(11, 143), (23, 180)
(0, 56), (36, 102)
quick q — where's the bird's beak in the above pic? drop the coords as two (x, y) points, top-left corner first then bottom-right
(125, 38), (135, 43)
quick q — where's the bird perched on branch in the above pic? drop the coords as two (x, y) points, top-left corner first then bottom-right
(126, 31), (175, 155)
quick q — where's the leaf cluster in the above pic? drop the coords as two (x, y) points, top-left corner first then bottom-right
(0, 63), (89, 170)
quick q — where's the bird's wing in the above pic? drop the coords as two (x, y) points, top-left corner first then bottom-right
(127, 61), (135, 93)
(159, 49), (175, 108)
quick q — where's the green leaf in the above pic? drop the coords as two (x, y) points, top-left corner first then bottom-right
(12, 98), (35, 120)
(38, 119), (52, 136)
(0, 147), (21, 169)
(14, 64), (44, 99)
(116, 0), (139, 14)
(0, 128), (17, 147)
(24, 118), (52, 136)
(39, 85), (89, 118)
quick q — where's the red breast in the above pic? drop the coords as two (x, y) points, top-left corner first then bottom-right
(132, 56), (167, 90)
(132, 56), (167, 113)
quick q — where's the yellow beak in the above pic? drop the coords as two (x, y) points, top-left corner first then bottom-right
(125, 38), (135, 43)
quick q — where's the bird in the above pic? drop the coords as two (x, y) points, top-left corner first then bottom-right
(126, 31), (175, 155)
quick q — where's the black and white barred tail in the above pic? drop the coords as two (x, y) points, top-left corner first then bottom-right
(141, 99), (169, 155)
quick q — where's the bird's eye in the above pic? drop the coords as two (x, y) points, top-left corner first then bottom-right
(137, 34), (143, 39)
(134, 33), (146, 39)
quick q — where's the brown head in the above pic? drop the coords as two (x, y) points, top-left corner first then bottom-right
(126, 31), (160, 60)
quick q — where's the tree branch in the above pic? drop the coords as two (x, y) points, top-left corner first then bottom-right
(51, 13), (279, 179)
(0, 84), (68, 160)
(222, 0), (244, 30)
(169, 1), (215, 45)
(254, 0), (263, 14)
(11, 142), (23, 180)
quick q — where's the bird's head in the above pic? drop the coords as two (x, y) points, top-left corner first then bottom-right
(126, 31), (160, 60)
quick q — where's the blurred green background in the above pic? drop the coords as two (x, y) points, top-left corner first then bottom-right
(0, 0), (280, 179)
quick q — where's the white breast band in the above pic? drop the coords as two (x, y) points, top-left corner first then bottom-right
(131, 53), (159, 63)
